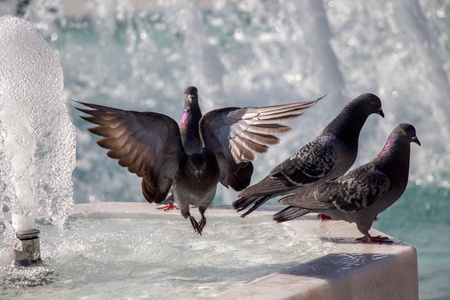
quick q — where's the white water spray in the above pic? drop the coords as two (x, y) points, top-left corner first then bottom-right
(0, 16), (76, 236)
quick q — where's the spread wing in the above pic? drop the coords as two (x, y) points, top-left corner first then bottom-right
(75, 101), (185, 203)
(199, 97), (323, 190)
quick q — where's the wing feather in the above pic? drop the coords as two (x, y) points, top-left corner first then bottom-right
(75, 101), (185, 203)
(250, 113), (303, 124)
(246, 124), (291, 135)
(281, 164), (390, 212)
(269, 135), (340, 186)
(199, 96), (323, 190)
(239, 131), (280, 146)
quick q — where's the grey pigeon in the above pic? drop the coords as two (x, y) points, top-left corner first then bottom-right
(273, 123), (420, 243)
(233, 93), (384, 217)
(76, 86), (321, 234)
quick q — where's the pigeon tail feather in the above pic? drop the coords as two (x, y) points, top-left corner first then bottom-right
(232, 195), (272, 217)
(273, 206), (310, 223)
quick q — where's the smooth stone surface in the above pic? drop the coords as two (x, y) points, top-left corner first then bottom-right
(72, 203), (418, 300)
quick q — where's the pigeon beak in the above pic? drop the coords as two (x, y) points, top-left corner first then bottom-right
(412, 136), (421, 146)
(186, 94), (194, 104)
(377, 108), (384, 118)
(195, 170), (202, 180)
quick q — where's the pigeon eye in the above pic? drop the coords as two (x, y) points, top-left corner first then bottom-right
(369, 100), (375, 106)
(400, 131), (406, 136)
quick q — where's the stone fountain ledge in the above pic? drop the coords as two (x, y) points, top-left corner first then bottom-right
(72, 202), (418, 300)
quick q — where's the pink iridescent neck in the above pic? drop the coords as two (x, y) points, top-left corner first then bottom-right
(179, 110), (190, 129)
(377, 134), (396, 158)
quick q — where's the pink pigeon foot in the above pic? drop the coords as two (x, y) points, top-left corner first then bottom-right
(157, 203), (178, 211)
(356, 235), (393, 244)
(318, 213), (333, 221)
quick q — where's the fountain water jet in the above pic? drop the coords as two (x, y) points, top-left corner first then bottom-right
(0, 16), (76, 266)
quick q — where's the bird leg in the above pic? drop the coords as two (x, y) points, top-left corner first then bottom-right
(198, 207), (207, 230)
(317, 214), (333, 221)
(180, 205), (203, 235)
(157, 203), (178, 211)
(189, 215), (203, 235)
(157, 193), (177, 210)
(356, 234), (392, 244)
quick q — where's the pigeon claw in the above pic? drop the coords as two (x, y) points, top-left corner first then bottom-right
(318, 214), (333, 221)
(157, 203), (178, 211)
(357, 235), (393, 244)
(189, 215), (203, 235)
(199, 217), (207, 230)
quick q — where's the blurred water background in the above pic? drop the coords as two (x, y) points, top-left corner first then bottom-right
(0, 0), (449, 299)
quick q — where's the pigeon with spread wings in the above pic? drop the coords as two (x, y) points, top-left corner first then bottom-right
(273, 123), (420, 243)
(76, 86), (321, 234)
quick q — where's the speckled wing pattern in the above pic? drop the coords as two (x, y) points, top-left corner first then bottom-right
(314, 163), (391, 212)
(270, 135), (340, 186)
(75, 101), (185, 203)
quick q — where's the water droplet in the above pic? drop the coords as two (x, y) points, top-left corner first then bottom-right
(233, 28), (243, 40)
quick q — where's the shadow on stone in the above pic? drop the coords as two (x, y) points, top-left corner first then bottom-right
(279, 253), (393, 279)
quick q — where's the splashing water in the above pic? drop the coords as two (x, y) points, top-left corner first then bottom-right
(0, 211), (332, 299)
(0, 16), (76, 235)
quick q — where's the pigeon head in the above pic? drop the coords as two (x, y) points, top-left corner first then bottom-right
(188, 153), (206, 180)
(351, 93), (384, 118)
(323, 93), (384, 142)
(392, 123), (421, 146)
(184, 86), (199, 106)
(377, 123), (420, 161)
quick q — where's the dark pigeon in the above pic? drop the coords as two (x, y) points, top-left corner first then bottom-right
(233, 93), (384, 217)
(273, 123), (421, 243)
(76, 86), (321, 234)
(158, 86), (203, 209)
